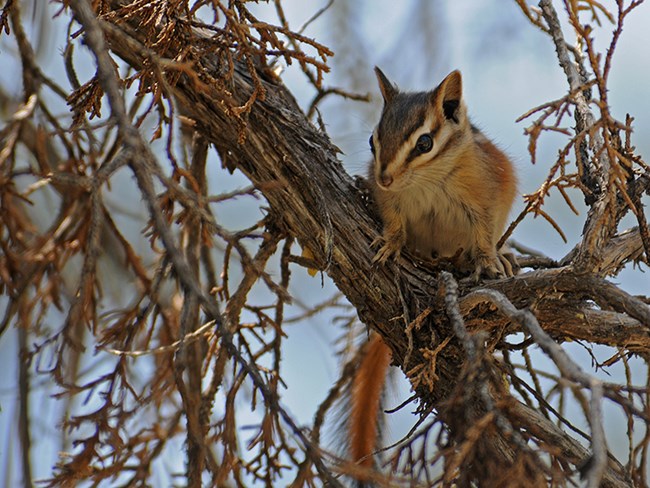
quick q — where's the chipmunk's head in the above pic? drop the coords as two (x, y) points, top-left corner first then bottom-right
(369, 67), (469, 191)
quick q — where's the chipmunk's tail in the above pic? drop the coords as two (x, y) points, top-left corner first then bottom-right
(349, 334), (392, 482)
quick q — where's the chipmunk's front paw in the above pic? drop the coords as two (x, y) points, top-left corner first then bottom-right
(371, 235), (403, 264)
(471, 252), (512, 282)
(499, 250), (518, 276)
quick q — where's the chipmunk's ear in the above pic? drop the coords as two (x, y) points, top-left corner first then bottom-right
(374, 67), (398, 104)
(432, 70), (463, 123)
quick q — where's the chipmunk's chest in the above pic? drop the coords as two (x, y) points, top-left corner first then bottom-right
(396, 184), (476, 257)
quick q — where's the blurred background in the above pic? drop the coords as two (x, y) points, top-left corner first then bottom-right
(0, 0), (648, 485)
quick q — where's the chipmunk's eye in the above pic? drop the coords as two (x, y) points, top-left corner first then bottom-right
(369, 135), (376, 155)
(415, 134), (433, 153)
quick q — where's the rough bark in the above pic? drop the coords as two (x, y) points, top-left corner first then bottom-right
(98, 11), (646, 486)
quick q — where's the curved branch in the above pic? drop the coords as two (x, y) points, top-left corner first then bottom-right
(96, 5), (649, 485)
(101, 0), (650, 399)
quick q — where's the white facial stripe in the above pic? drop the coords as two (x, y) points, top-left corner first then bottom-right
(425, 124), (454, 162)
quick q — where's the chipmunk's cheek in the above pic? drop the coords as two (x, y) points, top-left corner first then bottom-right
(392, 169), (414, 191)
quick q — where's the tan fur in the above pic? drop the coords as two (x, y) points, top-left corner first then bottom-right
(369, 69), (517, 278)
(349, 334), (392, 471)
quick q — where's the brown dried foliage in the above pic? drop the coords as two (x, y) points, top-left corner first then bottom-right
(0, 0), (649, 487)
(505, 0), (650, 264)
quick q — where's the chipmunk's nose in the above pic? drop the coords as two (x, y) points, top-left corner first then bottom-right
(379, 173), (393, 188)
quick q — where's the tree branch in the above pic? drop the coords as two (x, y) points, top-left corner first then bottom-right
(75, 2), (648, 484)
(99, 0), (650, 399)
(69, 2), (343, 484)
(539, 0), (616, 272)
(462, 287), (623, 486)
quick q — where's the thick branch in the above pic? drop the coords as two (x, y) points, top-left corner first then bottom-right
(561, 226), (647, 275)
(102, 15), (650, 405)
(100, 19), (464, 404)
(97, 8), (649, 484)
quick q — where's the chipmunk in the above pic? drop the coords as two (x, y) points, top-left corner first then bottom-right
(368, 67), (517, 279)
(345, 69), (517, 483)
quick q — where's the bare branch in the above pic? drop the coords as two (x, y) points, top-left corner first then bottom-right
(462, 287), (619, 485)
(539, 0), (614, 272)
(1, 1), (648, 485)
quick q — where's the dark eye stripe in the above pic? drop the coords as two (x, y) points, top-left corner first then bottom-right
(403, 132), (435, 164)
(405, 149), (420, 164)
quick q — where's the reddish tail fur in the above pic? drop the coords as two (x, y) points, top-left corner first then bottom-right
(349, 334), (392, 472)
